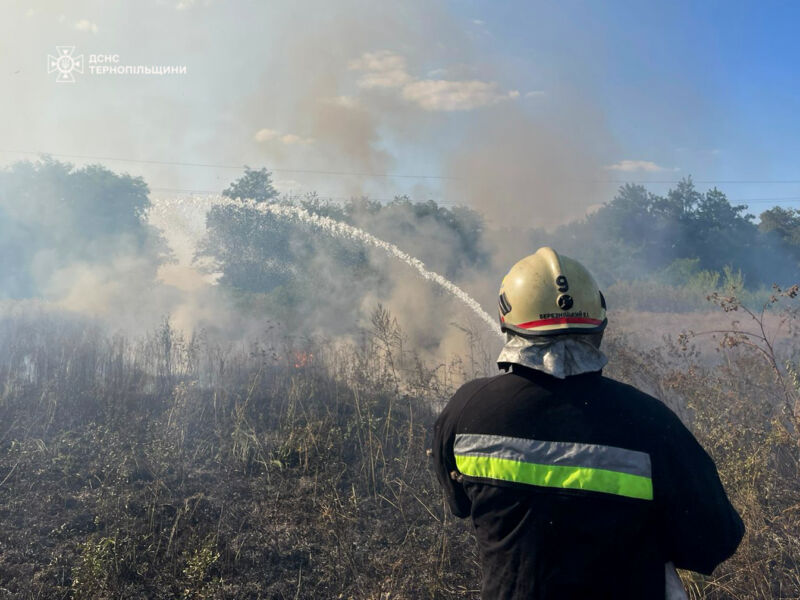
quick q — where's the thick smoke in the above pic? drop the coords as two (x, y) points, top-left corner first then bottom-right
(443, 96), (612, 229)
(4, 0), (756, 372)
(213, 1), (618, 359)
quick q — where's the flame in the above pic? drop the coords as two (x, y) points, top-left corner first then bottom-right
(293, 351), (313, 369)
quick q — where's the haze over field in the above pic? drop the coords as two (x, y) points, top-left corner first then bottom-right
(1, 3), (800, 599)
(4, 1), (800, 209)
(3, 2), (800, 340)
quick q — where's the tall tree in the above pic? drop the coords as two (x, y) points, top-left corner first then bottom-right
(759, 207), (800, 246)
(0, 158), (165, 298)
(222, 166), (277, 203)
(574, 177), (797, 286)
(199, 167), (291, 292)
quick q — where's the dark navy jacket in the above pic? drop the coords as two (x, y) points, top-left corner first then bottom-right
(432, 366), (744, 600)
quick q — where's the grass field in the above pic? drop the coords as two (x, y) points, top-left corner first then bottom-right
(0, 295), (797, 599)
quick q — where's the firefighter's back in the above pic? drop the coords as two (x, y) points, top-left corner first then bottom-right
(436, 366), (742, 599)
(432, 247), (743, 600)
(457, 369), (662, 598)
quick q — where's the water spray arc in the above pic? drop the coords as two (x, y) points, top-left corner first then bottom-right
(219, 197), (502, 337)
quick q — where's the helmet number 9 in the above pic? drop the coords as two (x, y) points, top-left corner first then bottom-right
(555, 275), (569, 293)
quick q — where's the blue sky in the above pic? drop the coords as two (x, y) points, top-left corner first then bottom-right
(466, 1), (800, 209)
(2, 0), (800, 222)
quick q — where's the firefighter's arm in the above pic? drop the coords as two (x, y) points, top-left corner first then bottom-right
(655, 414), (745, 575)
(431, 398), (472, 518)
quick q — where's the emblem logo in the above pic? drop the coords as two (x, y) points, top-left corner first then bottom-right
(47, 46), (84, 83)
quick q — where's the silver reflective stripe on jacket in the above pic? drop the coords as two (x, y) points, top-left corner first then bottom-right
(453, 433), (653, 500)
(454, 434), (652, 478)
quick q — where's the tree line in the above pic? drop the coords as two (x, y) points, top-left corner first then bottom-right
(1, 159), (797, 308)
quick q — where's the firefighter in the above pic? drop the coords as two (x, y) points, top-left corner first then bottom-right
(432, 247), (744, 599)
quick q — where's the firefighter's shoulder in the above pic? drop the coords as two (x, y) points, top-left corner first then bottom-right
(595, 375), (689, 438)
(438, 374), (506, 422)
(450, 374), (506, 403)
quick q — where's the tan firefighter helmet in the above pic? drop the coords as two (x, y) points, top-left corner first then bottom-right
(498, 247), (607, 337)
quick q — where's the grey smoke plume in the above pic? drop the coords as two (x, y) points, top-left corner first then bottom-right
(0, 0), (624, 371)
(443, 94), (613, 229)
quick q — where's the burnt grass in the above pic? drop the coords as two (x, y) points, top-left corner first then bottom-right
(0, 317), (481, 600)
(0, 306), (799, 599)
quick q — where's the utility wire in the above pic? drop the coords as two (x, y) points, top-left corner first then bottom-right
(6, 149), (800, 186)
(146, 187), (800, 207)
(147, 187), (465, 205)
(0, 150), (455, 181)
(3, 149), (800, 208)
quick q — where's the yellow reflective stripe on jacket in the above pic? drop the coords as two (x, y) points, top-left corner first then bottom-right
(454, 434), (653, 501)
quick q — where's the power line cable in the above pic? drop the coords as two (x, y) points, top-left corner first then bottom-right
(0, 150), (455, 181)
(732, 198), (800, 204)
(147, 187), (464, 205)
(6, 149), (800, 186)
(145, 187), (800, 208)
(2, 148), (797, 206)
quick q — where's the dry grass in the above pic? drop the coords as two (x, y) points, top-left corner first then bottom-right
(0, 309), (479, 599)
(0, 294), (798, 599)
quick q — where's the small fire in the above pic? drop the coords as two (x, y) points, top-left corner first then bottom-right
(293, 351), (313, 369)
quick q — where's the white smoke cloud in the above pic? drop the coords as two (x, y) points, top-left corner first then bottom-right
(349, 49), (519, 112)
(74, 19), (99, 33)
(279, 133), (313, 145)
(604, 160), (678, 172)
(254, 128), (314, 145)
(349, 51), (412, 88)
(0, 0), (620, 362)
(402, 79), (518, 111)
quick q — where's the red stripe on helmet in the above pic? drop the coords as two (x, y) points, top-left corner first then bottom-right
(517, 317), (604, 329)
